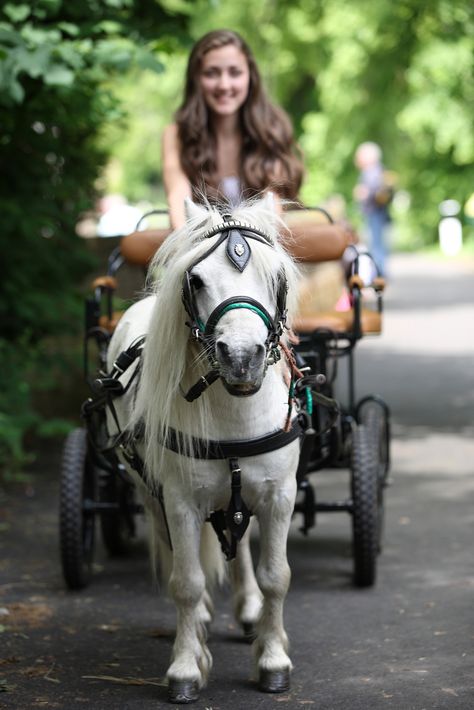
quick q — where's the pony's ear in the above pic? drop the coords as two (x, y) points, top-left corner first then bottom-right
(184, 197), (209, 223)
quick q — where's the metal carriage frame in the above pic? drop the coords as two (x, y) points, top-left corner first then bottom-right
(293, 257), (391, 587)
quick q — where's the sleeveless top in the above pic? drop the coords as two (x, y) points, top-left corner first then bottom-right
(219, 176), (241, 206)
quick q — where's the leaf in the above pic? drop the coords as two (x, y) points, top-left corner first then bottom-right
(32, 0), (62, 16)
(43, 65), (75, 87)
(136, 49), (164, 74)
(57, 23), (80, 37)
(0, 24), (23, 46)
(104, 0), (133, 8)
(8, 77), (24, 103)
(12, 46), (51, 79)
(93, 21), (124, 35)
(159, 0), (195, 14)
(3, 4), (30, 23)
(20, 24), (61, 46)
(93, 40), (133, 71)
(55, 44), (85, 70)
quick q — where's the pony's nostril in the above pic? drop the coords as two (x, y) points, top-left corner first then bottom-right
(252, 344), (265, 365)
(216, 340), (231, 362)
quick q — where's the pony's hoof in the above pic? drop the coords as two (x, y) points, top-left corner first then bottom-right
(168, 678), (199, 704)
(242, 622), (257, 642)
(258, 667), (291, 693)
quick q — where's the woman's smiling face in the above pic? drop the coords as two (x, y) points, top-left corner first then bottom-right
(199, 44), (250, 117)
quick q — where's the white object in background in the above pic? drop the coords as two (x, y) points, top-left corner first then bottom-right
(438, 200), (462, 256)
(438, 217), (463, 256)
(97, 204), (144, 237)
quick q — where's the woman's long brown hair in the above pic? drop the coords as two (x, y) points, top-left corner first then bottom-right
(175, 30), (304, 202)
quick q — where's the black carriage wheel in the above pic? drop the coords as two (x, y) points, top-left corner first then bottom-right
(358, 401), (390, 484)
(358, 401), (390, 551)
(351, 424), (378, 587)
(60, 428), (96, 590)
(100, 473), (136, 556)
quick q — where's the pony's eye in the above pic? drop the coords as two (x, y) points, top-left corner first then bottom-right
(190, 275), (204, 290)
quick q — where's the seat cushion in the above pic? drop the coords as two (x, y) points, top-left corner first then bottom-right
(293, 308), (382, 335)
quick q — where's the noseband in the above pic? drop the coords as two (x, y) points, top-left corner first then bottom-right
(180, 217), (288, 401)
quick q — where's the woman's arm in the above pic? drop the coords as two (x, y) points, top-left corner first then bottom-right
(162, 123), (192, 230)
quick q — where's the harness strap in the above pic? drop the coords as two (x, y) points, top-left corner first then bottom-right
(208, 458), (251, 561)
(209, 510), (236, 561)
(181, 369), (220, 403)
(158, 417), (302, 460)
(226, 458), (251, 539)
(119, 444), (174, 551)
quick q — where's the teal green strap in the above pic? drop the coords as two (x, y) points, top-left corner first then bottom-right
(217, 302), (273, 329)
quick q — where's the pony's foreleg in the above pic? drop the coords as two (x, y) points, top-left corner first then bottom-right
(230, 519), (262, 640)
(165, 503), (211, 704)
(254, 482), (296, 693)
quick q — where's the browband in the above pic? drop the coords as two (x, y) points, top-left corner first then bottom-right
(201, 220), (274, 245)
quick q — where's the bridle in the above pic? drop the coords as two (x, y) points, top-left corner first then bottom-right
(180, 217), (289, 401)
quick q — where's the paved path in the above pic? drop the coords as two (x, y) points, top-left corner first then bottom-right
(1, 254), (473, 709)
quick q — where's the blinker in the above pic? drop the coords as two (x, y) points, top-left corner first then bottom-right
(226, 229), (251, 272)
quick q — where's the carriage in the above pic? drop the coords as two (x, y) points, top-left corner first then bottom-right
(59, 197), (390, 701)
(60, 201), (390, 590)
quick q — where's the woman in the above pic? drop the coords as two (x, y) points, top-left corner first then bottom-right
(163, 29), (304, 229)
(121, 30), (348, 266)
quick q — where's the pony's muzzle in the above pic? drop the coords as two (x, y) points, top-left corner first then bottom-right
(216, 339), (266, 394)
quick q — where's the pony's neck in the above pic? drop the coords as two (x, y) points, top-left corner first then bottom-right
(204, 364), (290, 440)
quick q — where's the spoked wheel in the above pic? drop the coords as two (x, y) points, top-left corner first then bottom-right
(99, 466), (136, 556)
(358, 399), (390, 551)
(351, 424), (378, 587)
(60, 428), (96, 590)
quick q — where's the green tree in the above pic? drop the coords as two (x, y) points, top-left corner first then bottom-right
(106, 0), (474, 244)
(0, 0), (191, 472)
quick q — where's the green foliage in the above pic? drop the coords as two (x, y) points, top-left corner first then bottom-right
(0, 339), (39, 473)
(104, 0), (474, 244)
(99, 54), (187, 202)
(0, 0), (190, 474)
(2, 0), (473, 473)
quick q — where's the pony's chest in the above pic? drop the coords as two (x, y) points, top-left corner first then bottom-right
(178, 444), (299, 513)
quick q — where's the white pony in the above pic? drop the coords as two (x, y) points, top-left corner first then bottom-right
(106, 194), (302, 704)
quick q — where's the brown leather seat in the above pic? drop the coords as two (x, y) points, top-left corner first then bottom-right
(120, 229), (170, 265)
(293, 308), (382, 335)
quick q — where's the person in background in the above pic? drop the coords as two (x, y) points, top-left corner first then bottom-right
(162, 29), (304, 230)
(353, 142), (391, 276)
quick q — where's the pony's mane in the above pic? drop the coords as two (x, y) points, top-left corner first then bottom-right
(131, 199), (300, 480)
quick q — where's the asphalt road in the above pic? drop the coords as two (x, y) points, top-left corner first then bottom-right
(1, 253), (473, 710)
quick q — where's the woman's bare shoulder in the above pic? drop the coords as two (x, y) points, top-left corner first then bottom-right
(162, 124), (181, 165)
(162, 123), (179, 145)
